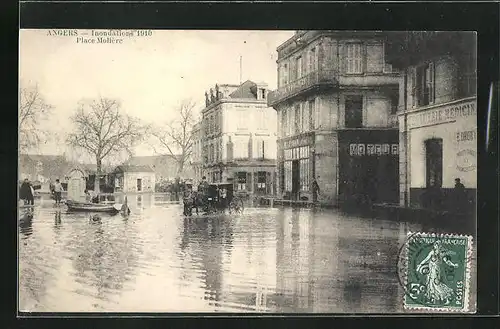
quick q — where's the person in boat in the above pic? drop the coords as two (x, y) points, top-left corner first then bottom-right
(19, 178), (34, 205)
(85, 189), (99, 203)
(53, 179), (63, 205)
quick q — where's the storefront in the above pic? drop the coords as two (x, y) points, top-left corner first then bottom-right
(402, 97), (477, 212)
(279, 133), (315, 200)
(338, 129), (399, 207)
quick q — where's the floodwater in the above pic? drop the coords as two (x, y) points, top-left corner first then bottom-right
(18, 194), (475, 313)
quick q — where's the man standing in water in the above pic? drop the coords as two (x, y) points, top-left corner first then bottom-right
(312, 176), (320, 203)
(19, 178), (34, 205)
(53, 179), (63, 205)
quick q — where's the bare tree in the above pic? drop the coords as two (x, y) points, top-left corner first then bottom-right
(67, 97), (147, 193)
(152, 99), (197, 177)
(19, 83), (53, 153)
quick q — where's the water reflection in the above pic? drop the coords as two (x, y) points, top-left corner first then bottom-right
(20, 199), (436, 313)
(19, 212), (33, 237)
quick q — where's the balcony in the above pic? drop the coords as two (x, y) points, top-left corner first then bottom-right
(268, 69), (338, 107)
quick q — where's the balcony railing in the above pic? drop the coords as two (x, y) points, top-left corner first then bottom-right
(268, 69), (338, 106)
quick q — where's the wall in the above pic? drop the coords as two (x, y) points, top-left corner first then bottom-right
(407, 99), (477, 190)
(406, 55), (459, 110)
(222, 101), (277, 162)
(123, 172), (156, 192)
(66, 169), (86, 201)
(337, 91), (394, 129)
(314, 132), (339, 203)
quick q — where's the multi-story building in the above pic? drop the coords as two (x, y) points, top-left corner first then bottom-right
(191, 122), (204, 182)
(386, 32), (477, 213)
(269, 31), (401, 205)
(201, 80), (277, 197)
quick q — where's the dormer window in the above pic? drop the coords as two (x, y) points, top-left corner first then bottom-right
(259, 89), (266, 100)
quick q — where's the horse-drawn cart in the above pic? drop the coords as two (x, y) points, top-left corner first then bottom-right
(183, 182), (244, 216)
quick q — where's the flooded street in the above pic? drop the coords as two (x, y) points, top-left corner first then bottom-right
(20, 194), (446, 313)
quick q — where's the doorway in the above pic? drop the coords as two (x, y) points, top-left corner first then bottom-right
(292, 160), (300, 200)
(425, 138), (443, 188)
(137, 178), (142, 192)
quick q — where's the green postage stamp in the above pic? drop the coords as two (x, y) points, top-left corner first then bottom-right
(401, 232), (474, 312)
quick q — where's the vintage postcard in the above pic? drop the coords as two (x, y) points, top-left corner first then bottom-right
(18, 30), (476, 313)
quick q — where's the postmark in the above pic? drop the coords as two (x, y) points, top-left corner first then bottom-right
(396, 232), (473, 312)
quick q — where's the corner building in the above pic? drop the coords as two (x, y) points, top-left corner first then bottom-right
(386, 32), (477, 213)
(201, 81), (277, 198)
(269, 31), (401, 206)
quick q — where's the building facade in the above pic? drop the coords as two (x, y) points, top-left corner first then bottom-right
(201, 81), (277, 197)
(386, 32), (477, 212)
(269, 31), (401, 205)
(191, 122), (204, 182)
(113, 165), (156, 193)
(127, 155), (194, 181)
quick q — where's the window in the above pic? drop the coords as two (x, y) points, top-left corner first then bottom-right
(281, 110), (287, 137)
(314, 98), (321, 129)
(307, 48), (316, 73)
(260, 89), (266, 100)
(299, 103), (305, 132)
(308, 100), (315, 131)
(284, 161), (292, 192)
(345, 95), (363, 128)
(237, 110), (247, 130)
(234, 141), (247, 159)
(257, 171), (267, 190)
(279, 162), (285, 193)
(256, 139), (264, 159)
(294, 104), (300, 135)
(299, 159), (310, 191)
(425, 138), (443, 188)
(346, 43), (363, 74)
(413, 62), (435, 107)
(236, 172), (247, 191)
(282, 64), (288, 85)
(296, 56), (303, 79)
(226, 139), (234, 162)
(390, 93), (399, 115)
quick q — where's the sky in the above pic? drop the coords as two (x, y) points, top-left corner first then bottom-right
(19, 29), (294, 163)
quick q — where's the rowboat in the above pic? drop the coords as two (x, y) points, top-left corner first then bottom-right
(65, 200), (121, 215)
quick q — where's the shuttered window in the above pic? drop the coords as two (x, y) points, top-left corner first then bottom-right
(346, 43), (363, 74)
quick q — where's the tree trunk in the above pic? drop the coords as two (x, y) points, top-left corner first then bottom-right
(177, 158), (185, 177)
(95, 157), (102, 194)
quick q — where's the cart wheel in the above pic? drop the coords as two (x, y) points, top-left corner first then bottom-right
(229, 198), (244, 214)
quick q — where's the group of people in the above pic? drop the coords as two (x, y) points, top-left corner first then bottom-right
(19, 178), (63, 205)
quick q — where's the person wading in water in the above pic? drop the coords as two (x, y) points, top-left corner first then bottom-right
(312, 176), (320, 203)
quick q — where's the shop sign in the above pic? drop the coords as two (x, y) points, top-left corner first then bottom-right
(408, 100), (476, 129)
(349, 143), (399, 156)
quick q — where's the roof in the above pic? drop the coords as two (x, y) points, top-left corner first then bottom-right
(126, 154), (195, 178)
(19, 154), (66, 163)
(68, 163), (114, 175)
(114, 165), (155, 173)
(229, 80), (258, 99)
(19, 154), (71, 181)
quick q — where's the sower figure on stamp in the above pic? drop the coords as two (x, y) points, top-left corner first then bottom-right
(416, 241), (459, 305)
